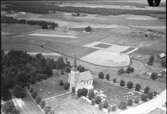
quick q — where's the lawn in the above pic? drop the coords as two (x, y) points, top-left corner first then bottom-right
(31, 70), (68, 99)
(93, 78), (140, 105)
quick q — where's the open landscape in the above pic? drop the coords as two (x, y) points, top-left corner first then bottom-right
(1, 0), (166, 114)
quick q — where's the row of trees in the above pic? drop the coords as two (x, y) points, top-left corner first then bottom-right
(1, 16), (58, 29)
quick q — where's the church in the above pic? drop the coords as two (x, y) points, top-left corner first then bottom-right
(68, 58), (94, 94)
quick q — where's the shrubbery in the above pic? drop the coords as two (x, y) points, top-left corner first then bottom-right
(135, 84), (141, 91)
(88, 89), (95, 100)
(85, 26), (92, 32)
(113, 78), (117, 83)
(141, 94), (148, 102)
(144, 86), (150, 94)
(106, 74), (110, 80)
(120, 80), (125, 87)
(64, 82), (70, 90)
(36, 96), (41, 104)
(127, 99), (133, 106)
(59, 80), (64, 86)
(77, 88), (88, 97)
(98, 72), (104, 79)
(119, 102), (127, 110)
(127, 81), (133, 89)
(150, 72), (158, 80)
(40, 101), (45, 109)
(95, 96), (102, 104)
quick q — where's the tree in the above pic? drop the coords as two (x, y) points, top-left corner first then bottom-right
(103, 100), (109, 108)
(134, 98), (139, 104)
(56, 57), (66, 70)
(95, 96), (102, 104)
(44, 106), (51, 114)
(141, 94), (148, 102)
(72, 87), (75, 94)
(127, 81), (133, 89)
(98, 72), (104, 79)
(32, 91), (37, 99)
(40, 101), (45, 109)
(127, 99), (133, 106)
(59, 80), (64, 86)
(82, 88), (88, 97)
(120, 80), (125, 87)
(113, 78), (117, 83)
(118, 68), (125, 75)
(36, 96), (41, 104)
(77, 89), (83, 97)
(106, 74), (110, 80)
(144, 86), (150, 94)
(150, 72), (158, 80)
(85, 26), (92, 32)
(148, 92), (154, 99)
(111, 105), (117, 112)
(88, 89), (95, 100)
(147, 55), (154, 65)
(64, 82), (70, 90)
(13, 85), (26, 98)
(119, 102), (127, 110)
(126, 66), (134, 73)
(135, 84), (141, 91)
(77, 65), (86, 72)
(147, 0), (161, 7)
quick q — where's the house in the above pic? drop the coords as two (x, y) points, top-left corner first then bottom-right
(68, 58), (94, 94)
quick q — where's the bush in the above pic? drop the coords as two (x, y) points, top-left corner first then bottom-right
(118, 68), (125, 75)
(64, 82), (70, 90)
(36, 96), (41, 104)
(148, 92), (154, 99)
(77, 88), (88, 97)
(32, 91), (37, 99)
(141, 94), (148, 102)
(111, 105), (117, 112)
(135, 84), (141, 91)
(119, 102), (127, 110)
(77, 89), (83, 97)
(144, 86), (150, 94)
(120, 80), (125, 87)
(40, 101), (45, 109)
(85, 26), (92, 32)
(126, 66), (134, 73)
(106, 74), (110, 80)
(103, 100), (109, 108)
(82, 88), (88, 97)
(98, 72), (104, 79)
(147, 55), (154, 65)
(153, 91), (158, 96)
(59, 80), (64, 86)
(127, 81), (133, 89)
(99, 103), (103, 110)
(150, 72), (158, 80)
(127, 99), (133, 106)
(95, 96), (102, 104)
(113, 78), (117, 83)
(134, 98), (139, 104)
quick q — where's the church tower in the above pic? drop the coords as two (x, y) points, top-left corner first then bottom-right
(68, 57), (79, 92)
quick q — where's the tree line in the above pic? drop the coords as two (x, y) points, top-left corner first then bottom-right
(1, 16), (58, 29)
(1, 50), (69, 101)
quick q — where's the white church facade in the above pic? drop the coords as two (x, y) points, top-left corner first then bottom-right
(68, 59), (94, 93)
